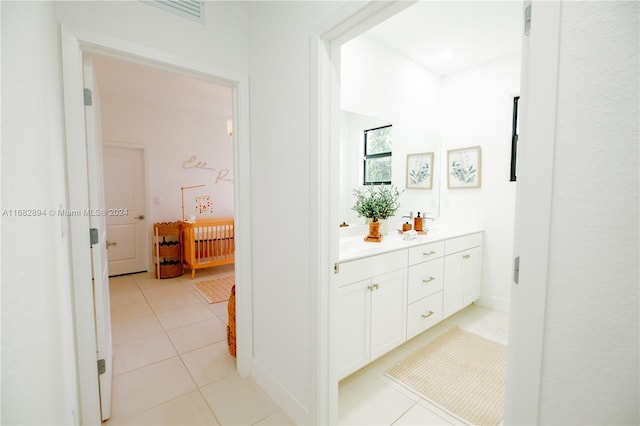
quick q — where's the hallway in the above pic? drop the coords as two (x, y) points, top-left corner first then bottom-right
(106, 265), (292, 425)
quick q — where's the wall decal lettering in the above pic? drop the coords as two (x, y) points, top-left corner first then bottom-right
(182, 155), (233, 183)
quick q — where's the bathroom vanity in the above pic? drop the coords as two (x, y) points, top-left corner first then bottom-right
(335, 228), (483, 380)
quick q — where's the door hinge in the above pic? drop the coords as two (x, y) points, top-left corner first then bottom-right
(334, 263), (339, 273)
(524, 4), (532, 36)
(84, 88), (93, 106)
(97, 358), (106, 375)
(90, 228), (99, 245)
(513, 256), (520, 284)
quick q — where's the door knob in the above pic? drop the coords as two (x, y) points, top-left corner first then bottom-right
(135, 215), (145, 220)
(106, 241), (117, 248)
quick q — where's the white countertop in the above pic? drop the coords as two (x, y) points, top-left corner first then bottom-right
(338, 225), (483, 263)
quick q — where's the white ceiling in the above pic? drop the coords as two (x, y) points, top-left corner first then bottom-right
(365, 1), (523, 76)
(93, 1), (523, 111)
(92, 55), (232, 116)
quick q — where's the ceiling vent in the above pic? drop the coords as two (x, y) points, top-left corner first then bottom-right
(144, 0), (205, 24)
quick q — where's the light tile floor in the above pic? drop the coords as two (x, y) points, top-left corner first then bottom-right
(107, 265), (508, 426)
(338, 304), (510, 425)
(106, 264), (293, 425)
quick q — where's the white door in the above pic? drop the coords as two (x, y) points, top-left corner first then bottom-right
(443, 253), (463, 317)
(505, 2), (562, 423)
(336, 279), (370, 379)
(83, 55), (112, 421)
(103, 145), (148, 276)
(369, 270), (406, 360)
(462, 246), (482, 306)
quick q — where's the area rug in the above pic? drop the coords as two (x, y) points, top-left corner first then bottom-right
(192, 275), (235, 304)
(385, 325), (507, 425)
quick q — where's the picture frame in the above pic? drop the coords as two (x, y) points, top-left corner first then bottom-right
(447, 146), (482, 189)
(406, 152), (434, 189)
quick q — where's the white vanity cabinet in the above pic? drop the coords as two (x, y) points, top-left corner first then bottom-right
(335, 250), (407, 380)
(443, 233), (483, 318)
(406, 241), (445, 340)
(336, 230), (483, 380)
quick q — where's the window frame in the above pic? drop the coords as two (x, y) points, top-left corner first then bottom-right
(363, 124), (393, 185)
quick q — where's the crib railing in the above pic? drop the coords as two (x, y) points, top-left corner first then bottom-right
(182, 218), (235, 278)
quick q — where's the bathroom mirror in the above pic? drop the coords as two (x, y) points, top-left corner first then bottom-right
(339, 110), (442, 225)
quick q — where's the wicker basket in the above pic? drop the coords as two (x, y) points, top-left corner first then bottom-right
(158, 244), (181, 258)
(227, 284), (236, 357)
(154, 222), (182, 235)
(155, 263), (183, 279)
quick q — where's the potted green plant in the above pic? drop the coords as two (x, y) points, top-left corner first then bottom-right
(352, 185), (403, 234)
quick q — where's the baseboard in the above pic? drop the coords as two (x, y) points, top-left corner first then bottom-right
(252, 359), (310, 425)
(477, 295), (510, 313)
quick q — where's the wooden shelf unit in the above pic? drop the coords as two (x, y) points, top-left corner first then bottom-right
(153, 221), (183, 279)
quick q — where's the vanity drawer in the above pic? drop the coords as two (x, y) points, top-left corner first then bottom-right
(444, 232), (483, 255)
(407, 257), (444, 304)
(407, 291), (443, 340)
(336, 249), (408, 287)
(408, 241), (445, 265)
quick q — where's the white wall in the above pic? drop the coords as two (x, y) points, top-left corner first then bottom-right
(98, 75), (234, 224)
(341, 36), (442, 133)
(538, 2), (639, 423)
(246, 2), (350, 423)
(1, 1), (250, 423)
(1, 2), (79, 424)
(56, 1), (250, 75)
(441, 53), (521, 311)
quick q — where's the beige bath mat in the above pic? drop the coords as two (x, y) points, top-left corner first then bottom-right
(385, 325), (507, 425)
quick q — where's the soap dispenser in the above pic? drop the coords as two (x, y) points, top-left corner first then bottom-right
(414, 211), (423, 232)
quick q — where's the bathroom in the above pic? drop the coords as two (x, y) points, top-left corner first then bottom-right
(335, 1), (521, 423)
(339, 1), (520, 312)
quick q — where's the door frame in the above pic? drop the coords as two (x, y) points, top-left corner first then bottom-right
(311, 0), (561, 423)
(102, 141), (151, 273)
(310, 2), (419, 423)
(61, 24), (253, 424)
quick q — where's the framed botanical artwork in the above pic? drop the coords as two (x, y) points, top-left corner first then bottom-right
(447, 146), (482, 189)
(406, 152), (434, 189)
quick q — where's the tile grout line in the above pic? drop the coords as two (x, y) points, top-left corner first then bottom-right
(136, 270), (230, 425)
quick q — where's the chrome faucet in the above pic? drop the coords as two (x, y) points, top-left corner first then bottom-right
(401, 211), (413, 220)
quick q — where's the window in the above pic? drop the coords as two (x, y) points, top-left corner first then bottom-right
(510, 96), (519, 182)
(363, 125), (392, 185)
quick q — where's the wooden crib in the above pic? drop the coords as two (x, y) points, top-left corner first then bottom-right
(182, 217), (235, 278)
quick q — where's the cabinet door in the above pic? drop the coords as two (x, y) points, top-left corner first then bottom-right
(462, 246), (482, 306)
(370, 270), (407, 361)
(443, 253), (463, 318)
(336, 279), (370, 379)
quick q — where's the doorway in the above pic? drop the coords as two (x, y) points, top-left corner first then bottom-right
(61, 25), (253, 425)
(92, 52), (237, 421)
(320, 4), (522, 424)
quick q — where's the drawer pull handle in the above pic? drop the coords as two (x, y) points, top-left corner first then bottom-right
(423, 250), (436, 256)
(422, 277), (436, 284)
(421, 310), (435, 319)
